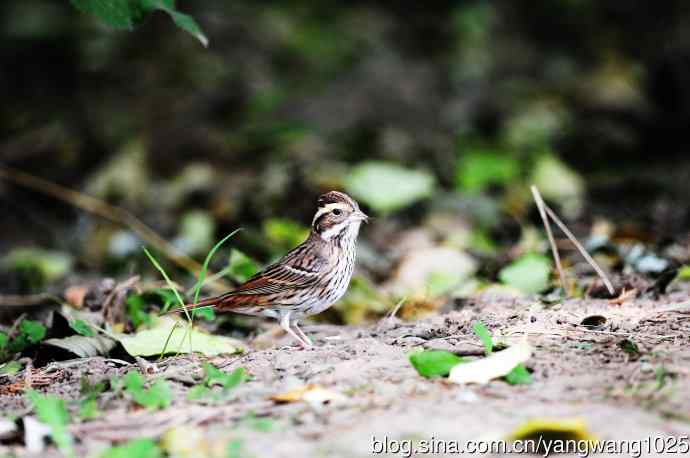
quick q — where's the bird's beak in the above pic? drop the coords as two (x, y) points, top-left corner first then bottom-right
(352, 210), (369, 223)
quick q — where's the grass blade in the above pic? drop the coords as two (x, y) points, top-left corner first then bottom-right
(192, 229), (242, 308)
(143, 247), (193, 356)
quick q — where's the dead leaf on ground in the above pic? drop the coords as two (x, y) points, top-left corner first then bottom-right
(449, 340), (532, 385)
(507, 417), (597, 454)
(608, 288), (638, 305)
(269, 384), (347, 408)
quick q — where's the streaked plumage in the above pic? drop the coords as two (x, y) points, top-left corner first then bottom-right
(185, 191), (367, 347)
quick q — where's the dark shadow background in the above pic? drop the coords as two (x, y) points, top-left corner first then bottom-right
(2, 0), (690, 293)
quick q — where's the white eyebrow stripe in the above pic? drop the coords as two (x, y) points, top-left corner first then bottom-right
(312, 202), (349, 225)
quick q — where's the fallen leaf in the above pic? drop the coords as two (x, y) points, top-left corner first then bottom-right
(160, 426), (214, 458)
(118, 316), (242, 357)
(449, 340), (532, 384)
(269, 385), (347, 408)
(507, 417), (597, 453)
(608, 288), (637, 305)
(43, 335), (117, 358)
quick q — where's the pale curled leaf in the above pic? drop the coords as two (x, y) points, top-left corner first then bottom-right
(449, 340), (532, 384)
(118, 316), (242, 357)
(43, 335), (117, 358)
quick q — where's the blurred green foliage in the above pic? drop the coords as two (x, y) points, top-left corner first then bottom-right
(345, 162), (436, 214)
(3, 0), (690, 325)
(70, 0), (207, 45)
(498, 253), (553, 294)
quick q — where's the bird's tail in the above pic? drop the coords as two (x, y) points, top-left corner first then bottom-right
(161, 295), (220, 316)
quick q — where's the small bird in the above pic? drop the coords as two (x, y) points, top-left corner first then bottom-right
(183, 191), (367, 347)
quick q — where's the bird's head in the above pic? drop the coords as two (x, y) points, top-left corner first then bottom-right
(311, 191), (368, 243)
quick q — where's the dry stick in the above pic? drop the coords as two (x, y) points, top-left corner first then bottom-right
(0, 165), (231, 292)
(530, 185), (615, 296)
(542, 201), (615, 295)
(530, 185), (567, 292)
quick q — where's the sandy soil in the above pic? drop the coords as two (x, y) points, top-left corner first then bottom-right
(2, 292), (690, 457)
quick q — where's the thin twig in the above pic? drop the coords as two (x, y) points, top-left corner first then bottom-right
(509, 327), (676, 341)
(531, 186), (567, 292)
(0, 293), (56, 307)
(542, 203), (615, 295)
(0, 165), (231, 292)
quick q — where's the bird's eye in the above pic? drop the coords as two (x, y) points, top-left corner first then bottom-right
(332, 208), (342, 216)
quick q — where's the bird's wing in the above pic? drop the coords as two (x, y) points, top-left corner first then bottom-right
(227, 259), (324, 296)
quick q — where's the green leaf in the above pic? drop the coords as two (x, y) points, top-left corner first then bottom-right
(408, 350), (464, 378)
(123, 371), (145, 391)
(227, 249), (260, 283)
(26, 390), (74, 457)
(123, 372), (172, 409)
(80, 377), (107, 398)
(0, 361), (22, 375)
(69, 319), (95, 337)
(345, 161), (436, 213)
(27, 390), (69, 426)
(100, 438), (162, 458)
(456, 151), (520, 193)
(203, 363), (245, 391)
(142, 380), (172, 409)
(118, 316), (241, 357)
(242, 412), (274, 432)
(20, 320), (47, 343)
(186, 385), (210, 401)
(165, 9), (208, 47)
(263, 219), (309, 251)
(70, 0), (146, 29)
(472, 321), (493, 355)
(70, 0), (208, 46)
(675, 265), (690, 281)
(618, 338), (641, 357)
(498, 253), (552, 294)
(78, 399), (101, 420)
(147, 288), (179, 309)
(193, 307), (215, 321)
(126, 294), (153, 328)
(226, 440), (247, 458)
(0, 332), (8, 350)
(504, 363), (533, 385)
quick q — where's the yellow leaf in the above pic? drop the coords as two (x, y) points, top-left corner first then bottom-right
(508, 417), (597, 442)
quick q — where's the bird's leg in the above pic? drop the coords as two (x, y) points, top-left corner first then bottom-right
(279, 312), (309, 347)
(292, 321), (313, 347)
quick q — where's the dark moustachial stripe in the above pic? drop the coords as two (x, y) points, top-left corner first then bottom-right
(312, 211), (328, 234)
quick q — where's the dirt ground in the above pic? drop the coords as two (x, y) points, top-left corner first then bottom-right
(2, 291), (690, 458)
